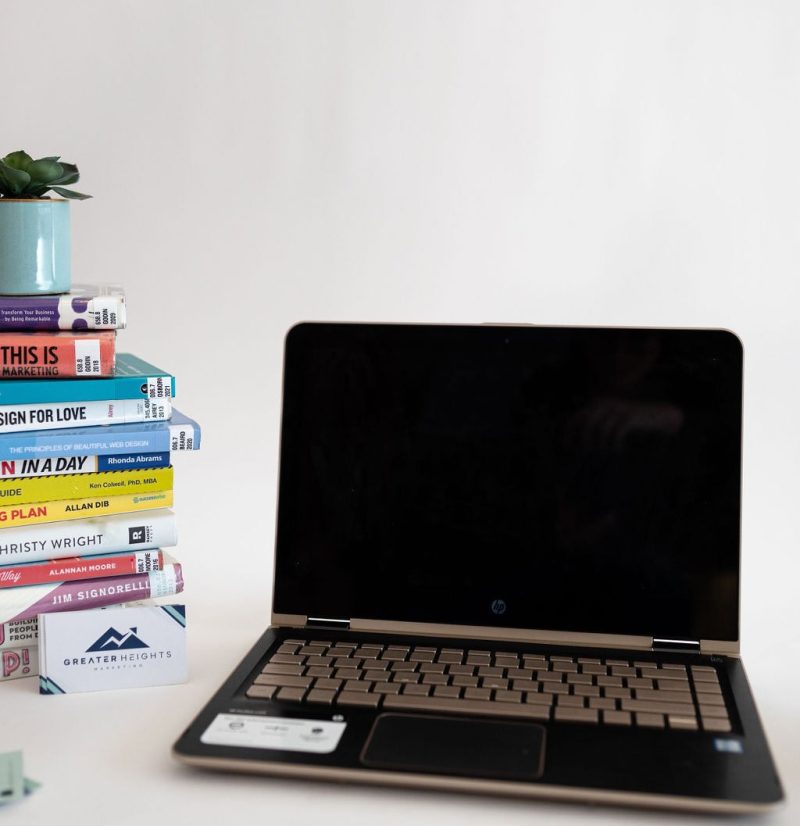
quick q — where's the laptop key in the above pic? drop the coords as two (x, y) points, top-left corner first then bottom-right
(313, 678), (343, 691)
(254, 674), (312, 689)
(276, 687), (307, 702)
(636, 713), (665, 728)
(383, 694), (550, 720)
(702, 718), (732, 732)
(246, 685), (276, 700)
(463, 688), (492, 700)
(669, 716), (698, 730)
(261, 663), (304, 676)
(337, 692), (381, 708)
(554, 707), (598, 723)
(433, 685), (461, 698)
(621, 699), (696, 716)
(306, 689), (336, 705)
(603, 710), (632, 725)
(403, 684), (431, 696)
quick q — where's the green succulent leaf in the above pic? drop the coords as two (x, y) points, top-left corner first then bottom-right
(50, 186), (91, 200)
(27, 159), (64, 185)
(2, 151), (33, 172)
(48, 162), (79, 186)
(0, 161), (31, 195)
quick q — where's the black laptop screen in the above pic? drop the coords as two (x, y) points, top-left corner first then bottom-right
(274, 324), (742, 642)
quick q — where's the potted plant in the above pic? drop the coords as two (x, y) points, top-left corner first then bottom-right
(0, 151), (90, 295)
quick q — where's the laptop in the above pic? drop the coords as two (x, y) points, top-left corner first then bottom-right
(174, 322), (783, 813)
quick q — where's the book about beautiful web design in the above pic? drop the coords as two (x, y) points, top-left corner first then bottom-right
(0, 409), (201, 460)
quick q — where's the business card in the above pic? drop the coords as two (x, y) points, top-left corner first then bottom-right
(38, 604), (187, 694)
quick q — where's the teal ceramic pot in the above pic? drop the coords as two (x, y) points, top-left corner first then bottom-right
(0, 199), (71, 295)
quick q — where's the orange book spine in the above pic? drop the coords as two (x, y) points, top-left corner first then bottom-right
(0, 331), (115, 378)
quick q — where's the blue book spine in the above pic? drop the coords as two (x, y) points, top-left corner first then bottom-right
(0, 409), (200, 460)
(96, 452), (170, 471)
(0, 353), (176, 406)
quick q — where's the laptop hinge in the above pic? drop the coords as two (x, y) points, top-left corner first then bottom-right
(306, 617), (350, 630)
(652, 637), (701, 654)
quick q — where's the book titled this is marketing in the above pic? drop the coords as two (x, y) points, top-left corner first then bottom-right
(0, 466), (173, 506)
(0, 397), (171, 435)
(0, 353), (174, 406)
(0, 409), (200, 461)
(0, 284), (126, 331)
(0, 331), (116, 377)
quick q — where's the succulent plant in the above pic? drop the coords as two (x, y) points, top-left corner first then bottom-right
(0, 151), (90, 200)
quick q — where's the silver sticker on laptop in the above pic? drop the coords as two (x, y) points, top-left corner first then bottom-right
(200, 714), (346, 754)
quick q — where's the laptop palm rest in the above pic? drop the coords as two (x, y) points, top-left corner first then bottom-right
(361, 714), (546, 781)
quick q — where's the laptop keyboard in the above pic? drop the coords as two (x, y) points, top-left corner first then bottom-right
(244, 639), (732, 733)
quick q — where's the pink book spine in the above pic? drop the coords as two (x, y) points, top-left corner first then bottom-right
(1, 563), (183, 624)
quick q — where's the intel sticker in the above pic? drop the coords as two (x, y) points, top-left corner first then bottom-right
(201, 714), (346, 754)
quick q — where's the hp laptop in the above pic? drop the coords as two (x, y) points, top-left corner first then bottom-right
(174, 322), (783, 812)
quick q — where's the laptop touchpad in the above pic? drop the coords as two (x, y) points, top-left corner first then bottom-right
(361, 714), (546, 781)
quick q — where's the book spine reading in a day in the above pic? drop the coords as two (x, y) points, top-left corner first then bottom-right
(0, 466), (173, 506)
(0, 409), (200, 460)
(0, 284), (126, 331)
(0, 397), (171, 435)
(0, 509), (178, 566)
(0, 564), (184, 624)
(0, 550), (166, 589)
(0, 489), (172, 528)
(0, 331), (116, 378)
(0, 452), (171, 479)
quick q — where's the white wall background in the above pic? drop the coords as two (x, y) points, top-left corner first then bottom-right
(2, 2), (799, 824)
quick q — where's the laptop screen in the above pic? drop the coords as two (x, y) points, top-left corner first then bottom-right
(274, 324), (742, 642)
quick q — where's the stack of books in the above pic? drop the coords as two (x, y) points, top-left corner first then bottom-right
(0, 285), (200, 684)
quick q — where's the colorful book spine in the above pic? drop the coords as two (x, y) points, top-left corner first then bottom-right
(1, 645), (37, 680)
(0, 352), (174, 406)
(0, 489), (172, 528)
(0, 618), (38, 649)
(0, 409), (199, 460)
(0, 509), (177, 565)
(0, 397), (171, 435)
(0, 284), (126, 331)
(0, 331), (116, 378)
(0, 550), (165, 589)
(0, 564), (184, 624)
(0, 452), (170, 479)
(0, 466), (173, 506)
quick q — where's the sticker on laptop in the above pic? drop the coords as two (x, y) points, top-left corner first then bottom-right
(200, 714), (346, 754)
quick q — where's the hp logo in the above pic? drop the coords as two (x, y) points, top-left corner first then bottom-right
(491, 599), (507, 615)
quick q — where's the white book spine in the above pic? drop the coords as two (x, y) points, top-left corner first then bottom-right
(170, 420), (198, 451)
(0, 398), (172, 434)
(0, 509), (177, 565)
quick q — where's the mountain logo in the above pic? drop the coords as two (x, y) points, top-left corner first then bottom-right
(86, 626), (149, 652)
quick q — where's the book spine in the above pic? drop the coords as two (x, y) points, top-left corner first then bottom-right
(0, 466), (173, 506)
(0, 490), (172, 528)
(0, 293), (125, 331)
(0, 397), (171, 434)
(0, 452), (170, 478)
(1, 645), (38, 680)
(0, 332), (116, 378)
(0, 509), (177, 565)
(170, 419), (200, 451)
(1, 564), (184, 623)
(0, 617), (38, 649)
(0, 550), (165, 589)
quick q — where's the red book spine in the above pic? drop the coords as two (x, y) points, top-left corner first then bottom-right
(0, 331), (116, 378)
(0, 550), (164, 588)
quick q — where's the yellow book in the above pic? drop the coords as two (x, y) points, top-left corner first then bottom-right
(0, 467), (173, 506)
(0, 491), (173, 528)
